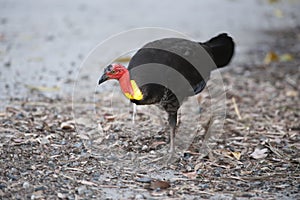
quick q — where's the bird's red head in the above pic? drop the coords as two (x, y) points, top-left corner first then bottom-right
(98, 63), (127, 84)
(98, 63), (143, 100)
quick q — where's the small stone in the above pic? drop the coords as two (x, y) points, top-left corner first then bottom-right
(7, 173), (17, 181)
(57, 192), (67, 199)
(0, 184), (6, 190)
(136, 177), (152, 183)
(135, 194), (145, 200)
(40, 136), (50, 144)
(73, 142), (82, 148)
(34, 186), (47, 191)
(77, 185), (87, 195)
(23, 181), (30, 189)
(141, 145), (148, 151)
(123, 141), (129, 147)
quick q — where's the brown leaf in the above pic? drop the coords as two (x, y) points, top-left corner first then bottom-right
(6, 107), (20, 113)
(12, 138), (24, 143)
(60, 121), (75, 130)
(149, 180), (170, 190)
(231, 151), (241, 160)
(264, 51), (279, 64)
(194, 163), (204, 171)
(150, 141), (166, 149)
(182, 171), (198, 179)
(104, 114), (116, 121)
(102, 124), (111, 131)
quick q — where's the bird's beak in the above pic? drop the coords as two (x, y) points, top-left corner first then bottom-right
(98, 73), (108, 85)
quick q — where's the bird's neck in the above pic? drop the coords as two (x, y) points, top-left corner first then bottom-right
(119, 71), (143, 100)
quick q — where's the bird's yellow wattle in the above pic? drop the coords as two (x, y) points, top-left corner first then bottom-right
(124, 80), (143, 100)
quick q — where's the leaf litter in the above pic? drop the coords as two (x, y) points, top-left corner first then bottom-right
(0, 28), (300, 199)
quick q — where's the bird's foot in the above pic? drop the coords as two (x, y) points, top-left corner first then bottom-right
(166, 151), (175, 164)
(163, 144), (177, 165)
(162, 152), (179, 168)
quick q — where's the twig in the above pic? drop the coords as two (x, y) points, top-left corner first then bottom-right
(265, 141), (291, 160)
(64, 167), (85, 172)
(232, 97), (242, 120)
(224, 173), (297, 182)
(59, 173), (75, 181)
(98, 184), (128, 188)
(222, 176), (247, 182)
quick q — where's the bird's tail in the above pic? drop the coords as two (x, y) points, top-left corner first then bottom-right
(202, 33), (235, 68)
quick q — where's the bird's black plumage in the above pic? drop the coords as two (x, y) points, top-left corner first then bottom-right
(129, 33), (234, 107)
(126, 33), (234, 158)
(201, 33), (234, 68)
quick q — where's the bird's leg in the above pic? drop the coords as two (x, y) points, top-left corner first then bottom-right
(132, 103), (137, 124)
(169, 124), (176, 155)
(166, 112), (177, 163)
(158, 115), (167, 130)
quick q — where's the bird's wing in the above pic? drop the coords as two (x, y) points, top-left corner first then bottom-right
(128, 38), (216, 95)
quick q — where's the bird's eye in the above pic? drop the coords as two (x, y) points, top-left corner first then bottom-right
(110, 70), (115, 74)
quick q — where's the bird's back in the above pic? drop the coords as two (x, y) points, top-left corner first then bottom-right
(128, 34), (234, 105)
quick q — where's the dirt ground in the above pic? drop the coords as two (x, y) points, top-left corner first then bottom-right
(1, 27), (299, 199)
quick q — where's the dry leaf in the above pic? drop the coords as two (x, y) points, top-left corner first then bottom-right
(286, 90), (298, 97)
(280, 53), (294, 62)
(12, 138), (24, 143)
(274, 8), (283, 18)
(104, 114), (116, 121)
(264, 51), (279, 64)
(149, 180), (170, 190)
(25, 84), (60, 92)
(60, 121), (75, 130)
(103, 124), (111, 131)
(250, 148), (269, 159)
(231, 152), (241, 160)
(114, 56), (131, 63)
(182, 171), (198, 179)
(77, 134), (89, 140)
(232, 97), (242, 120)
(194, 162), (203, 171)
(150, 141), (166, 149)
(78, 180), (97, 186)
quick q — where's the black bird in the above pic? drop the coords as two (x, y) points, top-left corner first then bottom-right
(98, 33), (234, 159)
